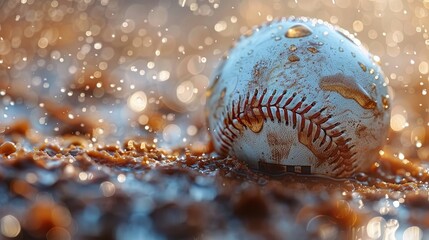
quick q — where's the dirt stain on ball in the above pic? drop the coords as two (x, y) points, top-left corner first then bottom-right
(319, 73), (376, 110)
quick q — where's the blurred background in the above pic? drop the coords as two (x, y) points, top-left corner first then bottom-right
(0, 0), (428, 160)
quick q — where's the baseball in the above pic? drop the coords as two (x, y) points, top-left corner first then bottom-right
(206, 17), (390, 178)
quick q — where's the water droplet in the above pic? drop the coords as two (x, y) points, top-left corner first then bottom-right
(307, 47), (318, 53)
(247, 50), (254, 55)
(351, 52), (356, 57)
(285, 24), (312, 38)
(288, 54), (300, 62)
(274, 36), (282, 41)
(358, 62), (367, 72)
(206, 75), (220, 98)
(336, 30), (356, 45)
(244, 29), (254, 37)
(339, 47), (344, 52)
(382, 95), (390, 109)
(289, 44), (297, 52)
(369, 68), (375, 75)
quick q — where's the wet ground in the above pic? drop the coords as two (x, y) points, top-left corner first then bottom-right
(1, 122), (429, 239)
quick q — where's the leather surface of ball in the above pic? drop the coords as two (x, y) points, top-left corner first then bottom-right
(206, 17), (390, 178)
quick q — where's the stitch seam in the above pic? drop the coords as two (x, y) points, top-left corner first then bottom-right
(213, 88), (357, 177)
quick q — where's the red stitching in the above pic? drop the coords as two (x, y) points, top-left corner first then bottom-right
(213, 88), (357, 177)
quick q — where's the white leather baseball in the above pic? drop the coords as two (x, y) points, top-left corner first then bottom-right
(206, 17), (390, 178)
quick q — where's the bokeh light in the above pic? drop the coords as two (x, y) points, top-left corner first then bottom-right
(0, 215), (21, 238)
